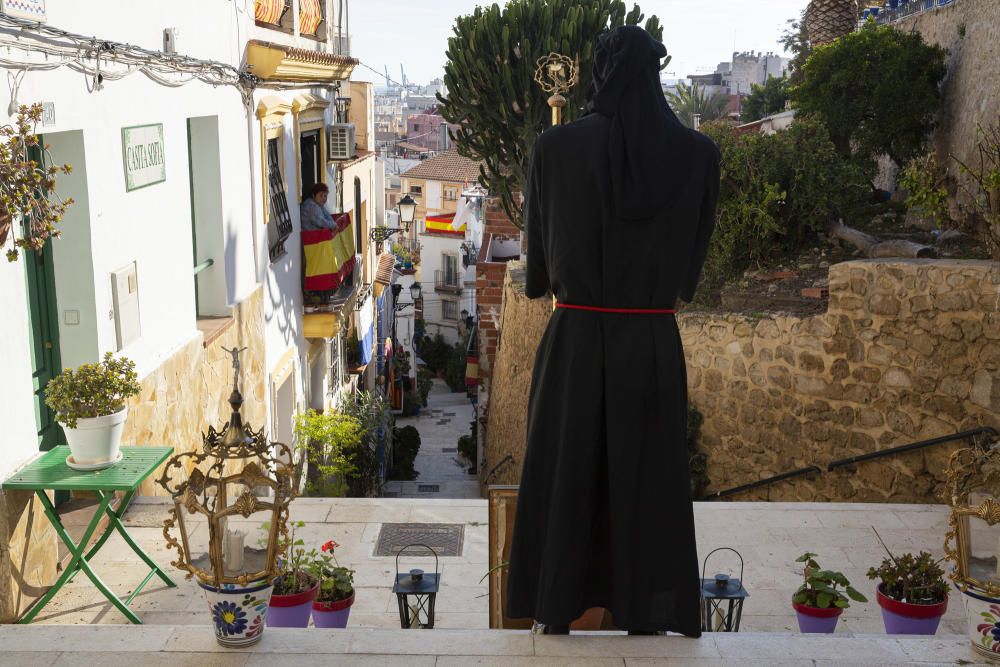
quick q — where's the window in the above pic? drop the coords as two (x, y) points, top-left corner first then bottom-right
(442, 300), (458, 321)
(444, 254), (459, 286)
(443, 186), (459, 201)
(413, 124), (420, 133)
(327, 335), (344, 400)
(299, 129), (321, 198)
(299, 0), (326, 39)
(410, 185), (422, 194)
(267, 138), (293, 261)
(354, 176), (363, 258)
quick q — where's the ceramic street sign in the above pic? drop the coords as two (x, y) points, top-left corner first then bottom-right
(122, 123), (166, 191)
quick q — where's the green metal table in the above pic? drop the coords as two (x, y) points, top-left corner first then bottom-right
(2, 446), (177, 624)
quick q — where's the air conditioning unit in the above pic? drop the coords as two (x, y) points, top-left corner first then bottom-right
(327, 123), (356, 160)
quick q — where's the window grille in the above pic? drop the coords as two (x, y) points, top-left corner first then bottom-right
(267, 138), (293, 262)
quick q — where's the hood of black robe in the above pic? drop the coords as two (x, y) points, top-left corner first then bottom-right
(586, 25), (694, 223)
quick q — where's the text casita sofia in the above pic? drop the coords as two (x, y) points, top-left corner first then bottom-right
(125, 141), (164, 171)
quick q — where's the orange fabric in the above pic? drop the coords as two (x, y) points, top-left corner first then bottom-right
(299, 0), (322, 35)
(254, 0), (284, 24)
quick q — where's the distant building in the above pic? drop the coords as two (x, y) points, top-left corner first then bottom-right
(405, 110), (461, 152)
(687, 51), (790, 98)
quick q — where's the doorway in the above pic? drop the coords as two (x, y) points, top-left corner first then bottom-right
(300, 130), (321, 200)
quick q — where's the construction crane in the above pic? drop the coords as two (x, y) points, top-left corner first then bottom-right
(400, 64), (408, 90)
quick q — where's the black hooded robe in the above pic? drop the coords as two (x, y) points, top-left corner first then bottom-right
(505, 27), (721, 635)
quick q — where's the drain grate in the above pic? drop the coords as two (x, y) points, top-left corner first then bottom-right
(441, 448), (457, 453)
(417, 484), (440, 493)
(382, 491), (399, 498)
(374, 523), (464, 557)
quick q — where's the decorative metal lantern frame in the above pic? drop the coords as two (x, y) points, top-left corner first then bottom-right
(157, 349), (295, 588)
(944, 440), (1000, 598)
(393, 544), (440, 629)
(700, 547), (749, 632)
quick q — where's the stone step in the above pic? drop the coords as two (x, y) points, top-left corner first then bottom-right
(0, 626), (984, 665)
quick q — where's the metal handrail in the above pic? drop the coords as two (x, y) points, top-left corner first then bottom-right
(827, 426), (998, 471)
(483, 454), (514, 485)
(700, 426), (998, 501)
(700, 466), (822, 501)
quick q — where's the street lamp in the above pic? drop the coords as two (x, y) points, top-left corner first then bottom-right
(393, 282), (422, 313)
(371, 194), (418, 244)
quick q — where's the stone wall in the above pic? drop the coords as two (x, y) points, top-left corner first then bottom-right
(0, 493), (57, 623)
(897, 0), (1000, 200)
(481, 259), (1000, 502)
(480, 263), (552, 492)
(123, 285), (267, 497)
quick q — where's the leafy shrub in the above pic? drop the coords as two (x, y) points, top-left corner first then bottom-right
(445, 334), (471, 393)
(402, 390), (423, 417)
(867, 550), (947, 605)
(794, 552), (867, 609)
(416, 333), (451, 374)
(458, 418), (478, 467)
(699, 119), (872, 286)
(340, 391), (392, 498)
(389, 425), (421, 481)
(791, 21), (947, 168)
(45, 352), (141, 428)
(294, 409), (363, 497)
(900, 152), (951, 228)
(416, 366), (434, 406)
(687, 405), (708, 499)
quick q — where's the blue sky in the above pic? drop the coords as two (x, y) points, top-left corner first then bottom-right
(349, 0), (810, 86)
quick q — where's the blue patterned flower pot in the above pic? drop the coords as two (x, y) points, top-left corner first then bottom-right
(198, 578), (274, 648)
(961, 588), (1000, 661)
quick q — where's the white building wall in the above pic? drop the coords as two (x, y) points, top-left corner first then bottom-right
(0, 1), (257, 386)
(0, 259), (41, 479)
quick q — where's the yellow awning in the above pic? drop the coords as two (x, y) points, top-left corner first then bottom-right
(303, 312), (342, 339)
(246, 40), (358, 83)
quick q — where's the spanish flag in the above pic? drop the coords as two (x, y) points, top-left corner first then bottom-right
(425, 213), (466, 237)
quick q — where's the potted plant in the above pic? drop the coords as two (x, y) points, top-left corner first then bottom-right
(792, 552), (867, 633)
(867, 529), (948, 634)
(44, 352), (141, 468)
(310, 539), (356, 628)
(268, 521), (320, 628)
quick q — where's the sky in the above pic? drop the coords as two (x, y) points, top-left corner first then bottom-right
(348, 0), (811, 86)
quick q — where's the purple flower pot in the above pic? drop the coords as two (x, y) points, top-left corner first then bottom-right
(877, 585), (947, 635)
(312, 591), (355, 628)
(268, 581), (319, 628)
(793, 601), (843, 633)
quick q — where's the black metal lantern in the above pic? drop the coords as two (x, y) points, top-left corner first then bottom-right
(393, 544), (440, 629)
(409, 282), (422, 301)
(700, 547), (749, 632)
(398, 194), (417, 230)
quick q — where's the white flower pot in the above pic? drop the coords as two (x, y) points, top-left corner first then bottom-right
(63, 407), (128, 465)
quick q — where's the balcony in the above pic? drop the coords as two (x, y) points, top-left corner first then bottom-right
(434, 269), (463, 294)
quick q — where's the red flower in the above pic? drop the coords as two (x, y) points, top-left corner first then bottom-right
(322, 540), (340, 553)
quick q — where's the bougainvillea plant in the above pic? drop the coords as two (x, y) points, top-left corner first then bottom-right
(1, 103), (74, 261)
(44, 352), (141, 428)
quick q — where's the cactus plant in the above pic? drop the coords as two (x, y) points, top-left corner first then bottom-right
(438, 1), (664, 229)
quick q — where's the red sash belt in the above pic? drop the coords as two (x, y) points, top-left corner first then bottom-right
(556, 303), (676, 314)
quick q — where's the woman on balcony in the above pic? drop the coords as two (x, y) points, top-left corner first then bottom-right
(300, 182), (335, 231)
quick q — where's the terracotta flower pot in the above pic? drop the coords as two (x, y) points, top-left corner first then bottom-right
(876, 584), (947, 635)
(793, 600), (843, 633)
(312, 590), (355, 628)
(268, 580), (319, 628)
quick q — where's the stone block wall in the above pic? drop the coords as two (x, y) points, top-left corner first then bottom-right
(123, 285), (267, 497)
(897, 0), (1000, 202)
(0, 492), (57, 623)
(481, 259), (1000, 502)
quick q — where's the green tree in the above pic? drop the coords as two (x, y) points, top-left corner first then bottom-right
(439, 0), (664, 229)
(790, 22), (947, 168)
(780, 11), (812, 86)
(665, 82), (729, 128)
(741, 76), (789, 123)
